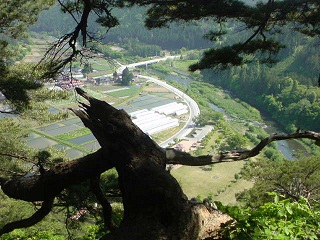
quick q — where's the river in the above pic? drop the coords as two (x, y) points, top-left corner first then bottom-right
(262, 118), (307, 160)
(164, 72), (306, 160)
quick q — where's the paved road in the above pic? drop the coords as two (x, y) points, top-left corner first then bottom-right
(117, 56), (179, 73)
(138, 75), (200, 147)
(108, 56), (201, 147)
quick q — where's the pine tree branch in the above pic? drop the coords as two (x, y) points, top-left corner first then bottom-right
(90, 175), (117, 231)
(1, 149), (112, 201)
(0, 153), (36, 165)
(0, 198), (54, 236)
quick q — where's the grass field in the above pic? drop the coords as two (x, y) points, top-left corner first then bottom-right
(152, 123), (186, 143)
(171, 160), (251, 205)
(90, 58), (115, 72)
(105, 87), (140, 98)
(190, 81), (262, 122)
(173, 60), (198, 72)
(211, 96), (261, 122)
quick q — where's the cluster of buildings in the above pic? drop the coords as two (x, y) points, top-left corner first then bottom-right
(130, 102), (188, 135)
(52, 68), (86, 90)
(151, 102), (188, 116)
(53, 76), (85, 90)
(52, 67), (116, 90)
(51, 66), (141, 90)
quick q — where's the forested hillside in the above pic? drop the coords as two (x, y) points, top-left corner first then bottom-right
(30, 5), (212, 51)
(201, 34), (319, 132)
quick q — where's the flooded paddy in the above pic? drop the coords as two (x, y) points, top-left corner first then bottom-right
(53, 144), (69, 151)
(65, 149), (84, 159)
(61, 118), (82, 125)
(82, 142), (101, 151)
(45, 124), (82, 136)
(129, 94), (174, 109)
(27, 137), (58, 149)
(23, 132), (41, 141)
(38, 123), (65, 132)
(69, 134), (96, 145)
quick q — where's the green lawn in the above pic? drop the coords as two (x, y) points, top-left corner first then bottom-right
(171, 160), (250, 205)
(90, 58), (115, 71)
(214, 179), (253, 205)
(151, 123), (185, 143)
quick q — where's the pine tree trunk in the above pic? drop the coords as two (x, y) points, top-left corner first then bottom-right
(70, 88), (230, 239)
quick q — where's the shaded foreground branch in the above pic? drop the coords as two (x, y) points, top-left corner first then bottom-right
(90, 175), (117, 230)
(0, 198), (54, 236)
(1, 149), (110, 201)
(1, 88), (319, 239)
(166, 131), (320, 165)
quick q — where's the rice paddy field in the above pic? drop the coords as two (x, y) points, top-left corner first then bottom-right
(25, 80), (186, 159)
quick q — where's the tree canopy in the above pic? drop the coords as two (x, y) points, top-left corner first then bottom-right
(129, 0), (319, 70)
(0, 0), (54, 39)
(121, 67), (133, 85)
(0, 0), (57, 112)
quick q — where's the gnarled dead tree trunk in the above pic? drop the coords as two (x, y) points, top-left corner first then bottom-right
(69, 88), (231, 240)
(1, 88), (320, 239)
